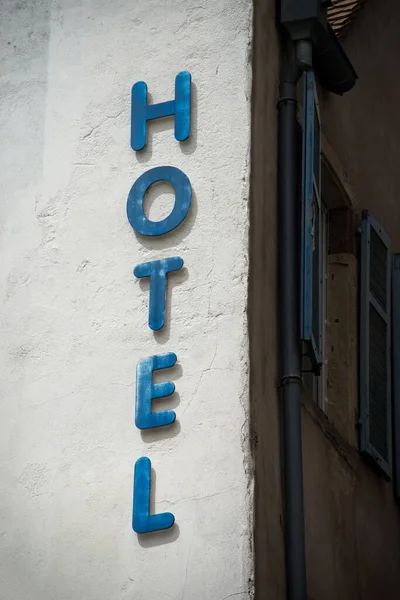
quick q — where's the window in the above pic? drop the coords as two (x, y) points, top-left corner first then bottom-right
(359, 211), (392, 478)
(301, 71), (323, 376)
(318, 206), (328, 413)
(301, 78), (397, 485)
(301, 204), (328, 412)
(393, 254), (400, 498)
(301, 72), (329, 412)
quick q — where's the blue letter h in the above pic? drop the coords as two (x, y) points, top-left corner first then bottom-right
(131, 71), (191, 151)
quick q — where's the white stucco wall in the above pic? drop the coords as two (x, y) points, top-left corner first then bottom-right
(0, 1), (253, 599)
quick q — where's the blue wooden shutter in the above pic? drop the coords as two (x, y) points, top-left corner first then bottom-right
(392, 254), (400, 497)
(301, 71), (322, 374)
(360, 211), (392, 477)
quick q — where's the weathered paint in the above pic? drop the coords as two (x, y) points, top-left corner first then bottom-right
(132, 457), (175, 533)
(135, 352), (177, 430)
(131, 71), (191, 151)
(133, 257), (184, 331)
(127, 166), (192, 236)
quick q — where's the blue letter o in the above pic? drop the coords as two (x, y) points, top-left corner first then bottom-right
(127, 166), (192, 236)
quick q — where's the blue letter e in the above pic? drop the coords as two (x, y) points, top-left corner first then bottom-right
(135, 352), (177, 430)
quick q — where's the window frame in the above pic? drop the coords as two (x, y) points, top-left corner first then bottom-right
(301, 71), (323, 376)
(392, 253), (400, 497)
(359, 210), (392, 478)
(318, 205), (328, 413)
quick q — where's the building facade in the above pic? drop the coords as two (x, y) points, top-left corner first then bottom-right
(1, 1), (400, 599)
(251, 0), (400, 598)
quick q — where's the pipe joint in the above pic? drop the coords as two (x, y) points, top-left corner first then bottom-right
(278, 374), (303, 389)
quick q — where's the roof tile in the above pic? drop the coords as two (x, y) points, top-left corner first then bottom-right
(328, 0), (365, 36)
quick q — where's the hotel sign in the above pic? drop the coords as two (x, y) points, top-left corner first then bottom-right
(127, 72), (192, 534)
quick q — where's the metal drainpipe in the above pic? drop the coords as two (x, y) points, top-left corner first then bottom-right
(277, 40), (312, 600)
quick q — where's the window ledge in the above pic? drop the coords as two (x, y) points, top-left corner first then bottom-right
(302, 392), (359, 475)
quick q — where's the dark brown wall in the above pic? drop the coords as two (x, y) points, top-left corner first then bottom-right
(320, 0), (400, 247)
(302, 399), (400, 600)
(304, 0), (400, 597)
(249, 0), (285, 597)
(250, 0), (400, 598)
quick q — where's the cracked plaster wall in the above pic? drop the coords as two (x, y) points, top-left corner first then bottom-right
(0, 1), (253, 599)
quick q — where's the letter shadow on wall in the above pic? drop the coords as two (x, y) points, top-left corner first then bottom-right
(138, 468), (181, 548)
(135, 82), (198, 165)
(138, 266), (189, 344)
